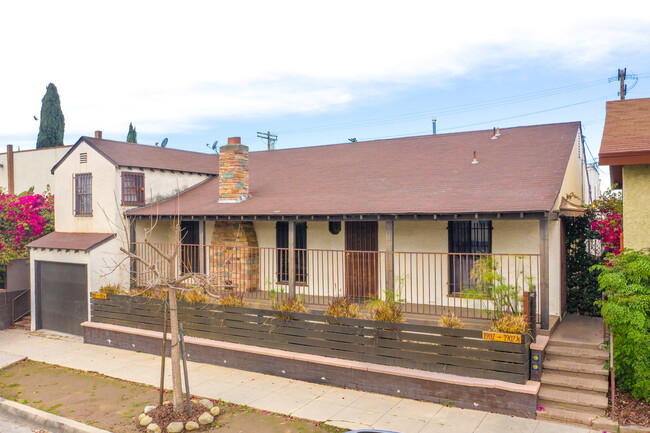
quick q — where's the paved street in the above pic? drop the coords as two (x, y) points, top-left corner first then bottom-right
(0, 328), (607, 433)
(0, 412), (48, 433)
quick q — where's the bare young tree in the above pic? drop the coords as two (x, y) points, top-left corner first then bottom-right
(100, 205), (234, 413)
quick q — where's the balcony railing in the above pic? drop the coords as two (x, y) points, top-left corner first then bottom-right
(131, 242), (540, 323)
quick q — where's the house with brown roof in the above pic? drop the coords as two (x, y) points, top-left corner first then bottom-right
(599, 97), (650, 250)
(27, 131), (219, 335)
(28, 122), (593, 335)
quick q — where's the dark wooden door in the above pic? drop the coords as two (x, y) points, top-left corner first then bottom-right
(35, 261), (88, 336)
(180, 221), (200, 274)
(345, 221), (378, 298)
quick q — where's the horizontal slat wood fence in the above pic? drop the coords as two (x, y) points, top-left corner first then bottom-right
(91, 294), (531, 384)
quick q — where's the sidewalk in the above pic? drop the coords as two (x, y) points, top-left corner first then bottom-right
(0, 328), (604, 433)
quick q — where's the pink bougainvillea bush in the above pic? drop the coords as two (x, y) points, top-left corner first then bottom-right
(0, 189), (54, 266)
(590, 188), (623, 254)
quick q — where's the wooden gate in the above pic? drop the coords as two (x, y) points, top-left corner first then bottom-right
(345, 221), (378, 298)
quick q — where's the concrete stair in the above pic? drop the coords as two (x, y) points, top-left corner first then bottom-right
(537, 340), (610, 428)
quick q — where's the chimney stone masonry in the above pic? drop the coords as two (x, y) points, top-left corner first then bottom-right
(218, 137), (249, 203)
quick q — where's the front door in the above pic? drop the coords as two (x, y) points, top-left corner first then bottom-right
(180, 221), (200, 274)
(345, 221), (378, 298)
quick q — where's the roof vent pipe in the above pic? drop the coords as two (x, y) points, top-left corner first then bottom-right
(491, 127), (500, 140)
(432, 117), (437, 135)
(472, 151), (478, 165)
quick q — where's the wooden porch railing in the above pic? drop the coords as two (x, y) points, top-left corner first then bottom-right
(131, 242), (541, 323)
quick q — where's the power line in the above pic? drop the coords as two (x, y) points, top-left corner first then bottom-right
(363, 96), (608, 141)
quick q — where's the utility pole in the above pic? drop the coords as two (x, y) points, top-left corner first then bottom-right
(609, 68), (638, 100)
(619, 68), (626, 100)
(257, 131), (277, 150)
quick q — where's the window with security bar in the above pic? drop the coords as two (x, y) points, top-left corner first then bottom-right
(74, 173), (92, 216)
(448, 220), (492, 294)
(121, 172), (145, 206)
(276, 222), (307, 283)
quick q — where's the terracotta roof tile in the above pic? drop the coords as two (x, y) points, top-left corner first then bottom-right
(27, 232), (115, 252)
(127, 122), (581, 217)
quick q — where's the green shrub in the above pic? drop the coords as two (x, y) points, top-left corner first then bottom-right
(594, 250), (650, 401)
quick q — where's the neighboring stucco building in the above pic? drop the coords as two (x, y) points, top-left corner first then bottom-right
(599, 98), (650, 250)
(0, 145), (70, 194)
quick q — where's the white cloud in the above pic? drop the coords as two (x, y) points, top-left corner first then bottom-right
(1, 0), (648, 142)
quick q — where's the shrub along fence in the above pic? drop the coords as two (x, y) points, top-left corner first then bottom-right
(90, 294), (531, 384)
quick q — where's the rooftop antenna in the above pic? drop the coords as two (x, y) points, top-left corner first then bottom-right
(160, 138), (168, 148)
(206, 140), (219, 153)
(257, 131), (277, 150)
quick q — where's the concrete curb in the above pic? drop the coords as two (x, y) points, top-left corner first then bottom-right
(0, 398), (111, 433)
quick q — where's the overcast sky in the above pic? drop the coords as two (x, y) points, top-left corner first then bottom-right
(2, 1), (650, 188)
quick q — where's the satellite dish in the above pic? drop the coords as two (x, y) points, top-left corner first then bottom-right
(206, 140), (219, 153)
(161, 138), (168, 148)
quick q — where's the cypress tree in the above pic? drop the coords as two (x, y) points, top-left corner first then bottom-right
(36, 83), (65, 148)
(126, 122), (138, 143)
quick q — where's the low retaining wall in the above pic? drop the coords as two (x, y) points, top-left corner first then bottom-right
(82, 321), (539, 418)
(90, 294), (531, 384)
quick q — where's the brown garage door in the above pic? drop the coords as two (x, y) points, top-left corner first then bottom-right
(35, 261), (88, 336)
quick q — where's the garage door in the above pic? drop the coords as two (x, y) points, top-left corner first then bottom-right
(35, 261), (88, 336)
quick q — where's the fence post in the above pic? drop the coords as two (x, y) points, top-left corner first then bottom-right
(288, 221), (296, 298)
(385, 221), (394, 296)
(528, 290), (537, 342)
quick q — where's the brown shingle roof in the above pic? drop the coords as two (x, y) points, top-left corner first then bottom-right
(127, 122), (581, 217)
(27, 232), (115, 252)
(600, 98), (650, 165)
(52, 137), (219, 175)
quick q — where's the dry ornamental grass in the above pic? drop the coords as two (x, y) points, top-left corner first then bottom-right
(324, 297), (360, 319)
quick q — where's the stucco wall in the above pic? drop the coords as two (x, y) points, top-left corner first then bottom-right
(117, 167), (209, 207)
(54, 141), (119, 233)
(553, 130), (588, 210)
(28, 238), (124, 330)
(623, 164), (650, 250)
(0, 146), (70, 194)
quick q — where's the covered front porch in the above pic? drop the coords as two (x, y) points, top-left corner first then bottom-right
(129, 212), (557, 329)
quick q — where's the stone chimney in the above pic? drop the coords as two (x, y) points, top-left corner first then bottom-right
(95, 130), (102, 139)
(218, 137), (249, 203)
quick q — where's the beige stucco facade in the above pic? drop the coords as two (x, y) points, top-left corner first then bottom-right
(0, 146), (70, 194)
(622, 164), (650, 250)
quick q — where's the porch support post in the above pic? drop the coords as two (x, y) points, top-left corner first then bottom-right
(385, 220), (394, 296)
(129, 217), (136, 288)
(199, 221), (206, 274)
(539, 218), (550, 330)
(288, 221), (296, 298)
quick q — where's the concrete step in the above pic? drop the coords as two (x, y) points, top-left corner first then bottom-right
(545, 345), (609, 361)
(545, 353), (607, 366)
(547, 338), (605, 351)
(541, 371), (609, 393)
(543, 358), (609, 376)
(539, 385), (608, 411)
(536, 406), (615, 431)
